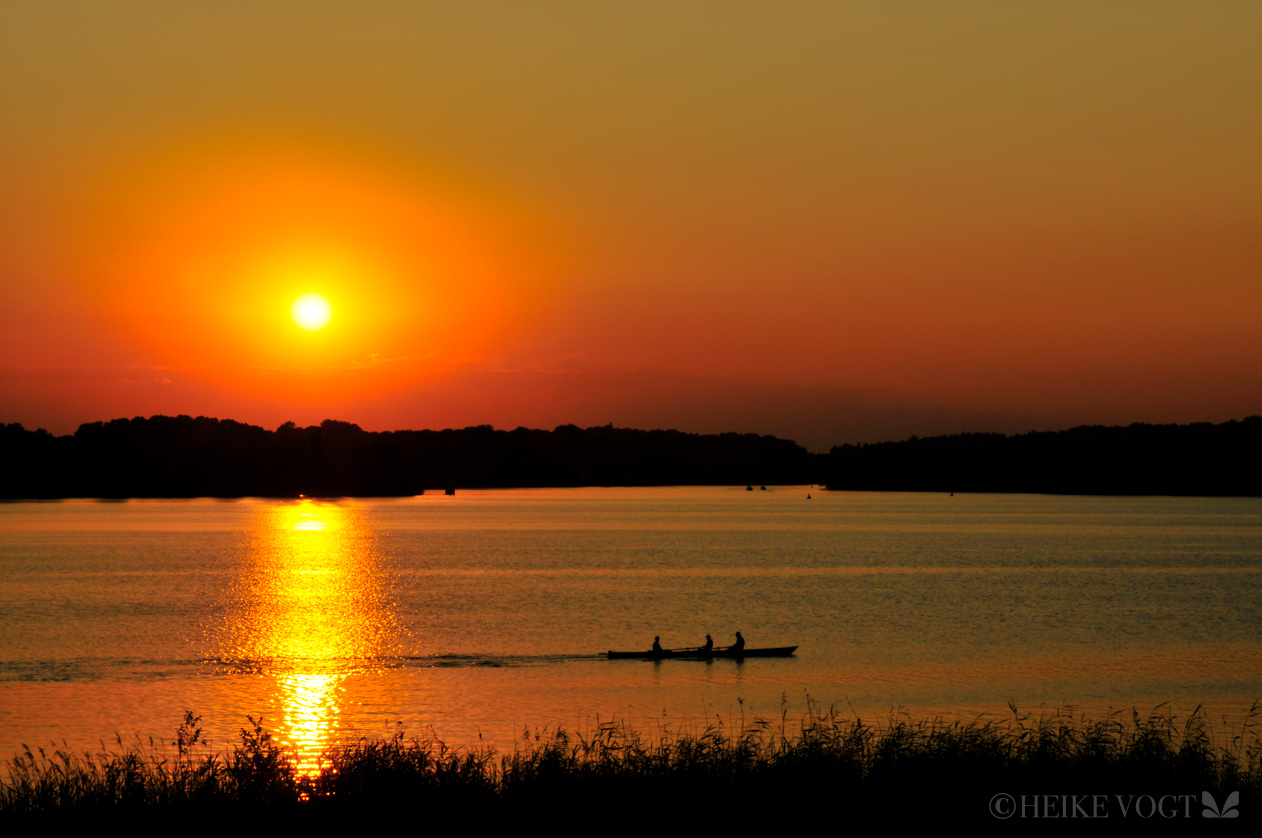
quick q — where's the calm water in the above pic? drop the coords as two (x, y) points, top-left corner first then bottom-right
(1, 488), (1260, 772)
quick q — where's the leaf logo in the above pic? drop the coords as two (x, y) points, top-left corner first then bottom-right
(1202, 790), (1240, 818)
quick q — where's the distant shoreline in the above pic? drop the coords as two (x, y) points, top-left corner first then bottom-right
(824, 416), (1261, 497)
(2, 414), (1258, 499)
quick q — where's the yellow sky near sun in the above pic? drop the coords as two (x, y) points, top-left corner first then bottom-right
(61, 139), (563, 399)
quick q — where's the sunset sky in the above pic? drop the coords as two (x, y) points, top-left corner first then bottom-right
(2, 2), (1259, 450)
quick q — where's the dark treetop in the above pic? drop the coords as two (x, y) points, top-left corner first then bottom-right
(2, 415), (1258, 499)
(0, 416), (821, 498)
(823, 416), (1261, 496)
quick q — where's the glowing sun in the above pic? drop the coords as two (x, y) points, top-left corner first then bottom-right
(291, 293), (332, 331)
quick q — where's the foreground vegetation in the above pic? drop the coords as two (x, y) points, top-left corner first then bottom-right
(3, 704), (1259, 824)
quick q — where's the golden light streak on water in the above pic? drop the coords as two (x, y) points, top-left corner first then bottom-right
(220, 500), (399, 776)
(279, 673), (340, 776)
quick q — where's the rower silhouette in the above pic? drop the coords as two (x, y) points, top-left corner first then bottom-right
(652, 636), (663, 654)
(701, 634), (714, 654)
(732, 631), (745, 653)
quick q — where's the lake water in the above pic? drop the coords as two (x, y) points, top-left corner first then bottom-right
(1, 488), (1260, 773)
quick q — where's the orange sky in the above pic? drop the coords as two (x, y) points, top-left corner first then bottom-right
(2, 2), (1259, 450)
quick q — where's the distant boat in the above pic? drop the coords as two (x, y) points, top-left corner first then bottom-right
(606, 646), (797, 660)
(746, 485), (753, 491)
(445, 487), (455, 496)
(760, 485), (766, 491)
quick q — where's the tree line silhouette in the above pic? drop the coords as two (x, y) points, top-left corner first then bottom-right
(1, 414), (1257, 498)
(0, 415), (819, 498)
(824, 417), (1261, 496)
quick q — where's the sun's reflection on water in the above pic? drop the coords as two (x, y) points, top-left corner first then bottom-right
(220, 500), (398, 776)
(279, 672), (341, 773)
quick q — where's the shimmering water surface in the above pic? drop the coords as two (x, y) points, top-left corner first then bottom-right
(2, 489), (1260, 770)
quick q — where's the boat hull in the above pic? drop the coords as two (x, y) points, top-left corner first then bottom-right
(606, 645), (797, 660)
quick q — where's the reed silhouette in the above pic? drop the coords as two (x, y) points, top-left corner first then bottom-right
(2, 704), (1258, 826)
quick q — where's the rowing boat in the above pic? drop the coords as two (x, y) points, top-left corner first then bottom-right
(606, 645), (797, 660)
